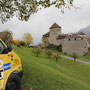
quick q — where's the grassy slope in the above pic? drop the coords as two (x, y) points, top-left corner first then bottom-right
(78, 51), (90, 62)
(12, 45), (90, 90)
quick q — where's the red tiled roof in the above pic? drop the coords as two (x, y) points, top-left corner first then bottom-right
(49, 23), (61, 29)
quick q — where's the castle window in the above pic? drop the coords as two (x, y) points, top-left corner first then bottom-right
(68, 38), (70, 41)
(75, 38), (77, 40)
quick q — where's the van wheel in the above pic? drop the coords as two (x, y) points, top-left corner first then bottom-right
(5, 73), (21, 90)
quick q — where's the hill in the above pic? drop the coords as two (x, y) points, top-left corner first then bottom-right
(12, 45), (90, 90)
(79, 25), (90, 37)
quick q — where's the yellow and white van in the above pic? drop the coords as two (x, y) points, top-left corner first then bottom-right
(0, 39), (23, 90)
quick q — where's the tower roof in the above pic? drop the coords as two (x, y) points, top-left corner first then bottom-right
(79, 32), (86, 35)
(43, 32), (50, 37)
(49, 23), (61, 29)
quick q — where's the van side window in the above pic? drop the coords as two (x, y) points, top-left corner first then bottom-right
(0, 41), (4, 54)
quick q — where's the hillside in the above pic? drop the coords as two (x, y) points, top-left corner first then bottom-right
(12, 45), (90, 90)
(79, 25), (90, 37)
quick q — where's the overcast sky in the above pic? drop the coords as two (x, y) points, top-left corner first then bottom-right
(0, 0), (90, 45)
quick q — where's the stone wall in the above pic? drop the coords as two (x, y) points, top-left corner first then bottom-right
(62, 38), (88, 56)
(42, 23), (88, 56)
(49, 28), (61, 45)
(42, 37), (49, 47)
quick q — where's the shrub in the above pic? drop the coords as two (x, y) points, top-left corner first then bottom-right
(17, 44), (21, 48)
(63, 52), (67, 55)
(32, 49), (41, 57)
(11, 40), (20, 46)
(20, 41), (26, 46)
(71, 53), (78, 61)
(46, 44), (62, 51)
(53, 53), (61, 62)
(46, 49), (52, 58)
(46, 44), (55, 49)
(88, 48), (90, 51)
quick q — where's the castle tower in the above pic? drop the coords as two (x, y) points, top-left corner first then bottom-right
(49, 23), (61, 45)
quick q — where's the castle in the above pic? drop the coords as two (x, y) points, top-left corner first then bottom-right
(43, 23), (88, 56)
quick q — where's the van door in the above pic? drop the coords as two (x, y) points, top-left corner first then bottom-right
(0, 40), (11, 89)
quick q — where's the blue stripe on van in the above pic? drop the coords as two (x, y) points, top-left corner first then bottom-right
(3, 63), (11, 71)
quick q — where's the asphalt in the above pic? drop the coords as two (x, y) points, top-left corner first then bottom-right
(60, 55), (90, 65)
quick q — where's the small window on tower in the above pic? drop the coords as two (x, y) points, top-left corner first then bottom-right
(68, 38), (70, 41)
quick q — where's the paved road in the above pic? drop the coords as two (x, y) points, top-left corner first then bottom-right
(60, 55), (90, 65)
(41, 49), (90, 65)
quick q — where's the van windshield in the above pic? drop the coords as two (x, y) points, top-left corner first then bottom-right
(0, 41), (4, 54)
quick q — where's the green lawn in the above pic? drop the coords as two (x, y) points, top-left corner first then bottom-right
(78, 51), (90, 62)
(12, 45), (90, 90)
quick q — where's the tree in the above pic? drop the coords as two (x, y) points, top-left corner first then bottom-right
(71, 53), (78, 61)
(20, 41), (26, 46)
(0, 0), (73, 23)
(88, 38), (90, 50)
(3, 29), (13, 36)
(23, 33), (33, 47)
(0, 29), (13, 43)
(32, 48), (41, 57)
(46, 49), (52, 58)
(42, 37), (48, 47)
(88, 38), (90, 44)
(11, 40), (21, 47)
(53, 53), (61, 62)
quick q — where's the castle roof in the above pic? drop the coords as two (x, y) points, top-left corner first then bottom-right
(79, 32), (86, 35)
(49, 23), (61, 29)
(43, 32), (50, 37)
(57, 34), (68, 40)
(66, 34), (86, 39)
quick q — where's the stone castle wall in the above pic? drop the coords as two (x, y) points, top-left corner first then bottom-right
(49, 28), (61, 45)
(43, 23), (88, 56)
(62, 38), (88, 56)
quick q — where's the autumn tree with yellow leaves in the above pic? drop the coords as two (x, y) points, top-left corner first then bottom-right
(11, 40), (20, 45)
(0, 0), (73, 23)
(42, 37), (48, 47)
(23, 33), (33, 47)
